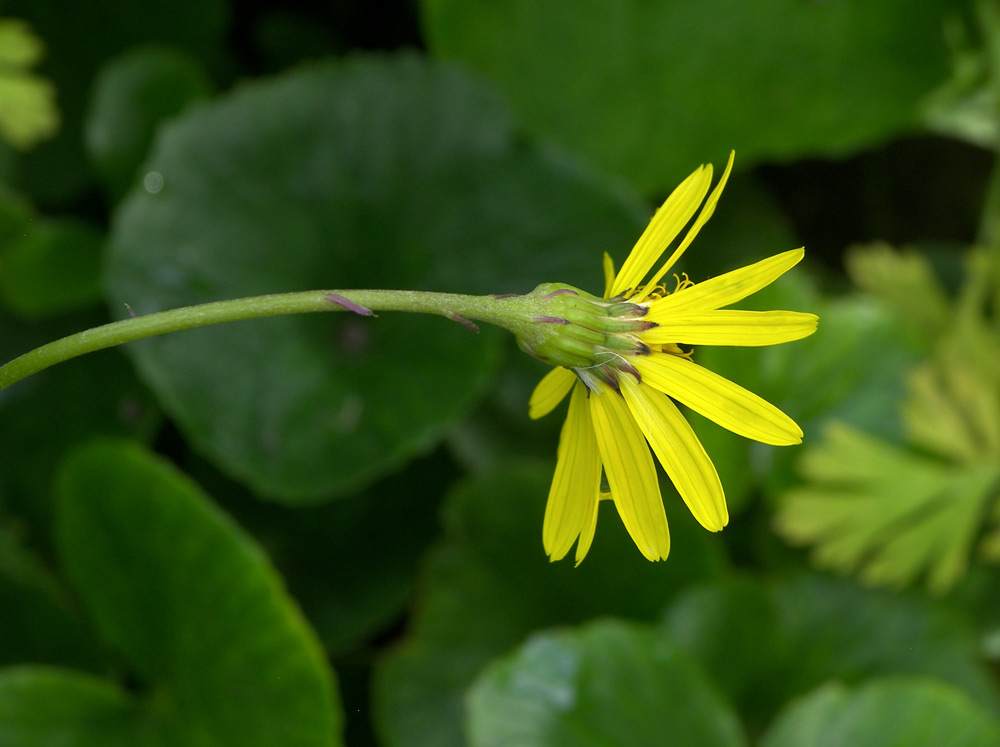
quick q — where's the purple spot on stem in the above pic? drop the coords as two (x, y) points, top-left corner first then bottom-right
(449, 312), (479, 333)
(124, 303), (137, 318)
(533, 316), (569, 324)
(542, 288), (578, 300)
(326, 293), (374, 317)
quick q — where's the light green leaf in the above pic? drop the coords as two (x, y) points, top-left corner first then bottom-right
(776, 423), (1000, 592)
(0, 20), (58, 150)
(105, 54), (648, 502)
(0, 19), (44, 66)
(467, 620), (745, 747)
(844, 243), (951, 350)
(423, 0), (959, 193)
(760, 678), (1000, 747)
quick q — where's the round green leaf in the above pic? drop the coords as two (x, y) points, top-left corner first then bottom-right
(423, 0), (958, 193)
(54, 439), (342, 746)
(373, 461), (727, 747)
(104, 54), (648, 502)
(760, 678), (1000, 747)
(468, 619), (745, 747)
(85, 46), (212, 201)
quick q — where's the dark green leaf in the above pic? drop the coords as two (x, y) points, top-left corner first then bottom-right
(662, 574), (1000, 735)
(0, 528), (104, 672)
(467, 619), (745, 747)
(54, 439), (342, 746)
(373, 461), (727, 747)
(85, 46), (212, 201)
(423, 0), (961, 193)
(0, 183), (33, 247)
(0, 667), (149, 747)
(105, 54), (648, 501)
(5, 0), (227, 206)
(200, 448), (453, 656)
(0, 310), (157, 542)
(0, 218), (103, 318)
(760, 678), (1000, 747)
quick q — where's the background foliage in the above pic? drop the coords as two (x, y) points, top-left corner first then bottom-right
(1, 0), (999, 744)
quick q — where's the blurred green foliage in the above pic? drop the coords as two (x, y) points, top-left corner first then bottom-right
(0, 19), (59, 150)
(1, 1), (1000, 745)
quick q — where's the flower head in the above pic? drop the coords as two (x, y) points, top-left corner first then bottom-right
(525, 152), (818, 563)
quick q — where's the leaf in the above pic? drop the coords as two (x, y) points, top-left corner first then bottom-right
(0, 667), (150, 747)
(775, 423), (1000, 592)
(0, 217), (103, 318)
(662, 574), (1000, 734)
(209, 448), (453, 656)
(776, 270), (1000, 593)
(467, 619), (745, 747)
(422, 0), (960, 193)
(84, 46), (212, 201)
(51, 439), (342, 746)
(760, 678), (1000, 747)
(104, 54), (649, 502)
(0, 20), (59, 150)
(0, 310), (158, 542)
(844, 243), (951, 350)
(0, 528), (104, 672)
(4, 0), (227, 204)
(0, 182), (33, 245)
(372, 460), (727, 747)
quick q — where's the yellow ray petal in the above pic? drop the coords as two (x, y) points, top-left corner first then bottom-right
(529, 366), (576, 419)
(602, 252), (616, 298)
(574, 487), (602, 565)
(619, 375), (728, 531)
(642, 309), (818, 346)
(589, 381), (670, 560)
(633, 354), (802, 445)
(608, 165), (713, 298)
(543, 383), (602, 561)
(635, 151), (735, 301)
(649, 249), (805, 315)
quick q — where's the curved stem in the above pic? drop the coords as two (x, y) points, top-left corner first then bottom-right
(0, 289), (536, 391)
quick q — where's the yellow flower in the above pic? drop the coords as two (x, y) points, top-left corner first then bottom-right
(528, 152), (818, 563)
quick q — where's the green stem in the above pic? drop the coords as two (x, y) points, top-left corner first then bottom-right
(0, 289), (539, 391)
